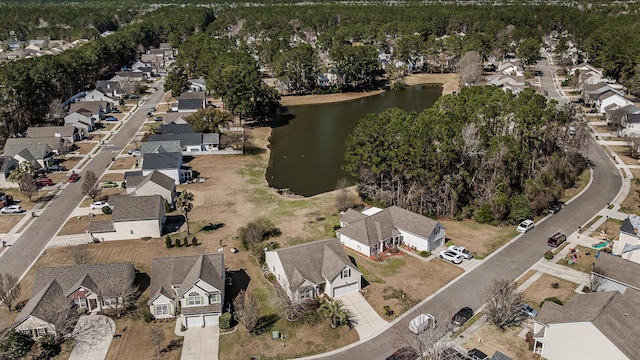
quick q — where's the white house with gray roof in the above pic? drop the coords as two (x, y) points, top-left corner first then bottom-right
(140, 140), (191, 184)
(148, 254), (225, 328)
(12, 263), (136, 339)
(90, 194), (166, 240)
(265, 238), (362, 301)
(533, 289), (640, 360)
(613, 214), (640, 264)
(591, 253), (640, 293)
(337, 206), (446, 257)
(2, 141), (55, 169)
(126, 170), (176, 208)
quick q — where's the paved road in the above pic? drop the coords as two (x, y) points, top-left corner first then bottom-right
(538, 50), (567, 105)
(0, 84), (165, 279)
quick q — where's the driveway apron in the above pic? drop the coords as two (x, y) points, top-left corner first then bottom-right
(181, 326), (220, 360)
(337, 292), (388, 340)
(68, 315), (114, 360)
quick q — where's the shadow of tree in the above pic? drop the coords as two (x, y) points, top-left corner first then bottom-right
(200, 222), (224, 232)
(253, 313), (280, 335)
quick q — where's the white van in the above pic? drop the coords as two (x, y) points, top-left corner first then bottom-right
(409, 313), (435, 334)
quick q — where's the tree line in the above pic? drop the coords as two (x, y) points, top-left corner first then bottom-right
(344, 86), (588, 224)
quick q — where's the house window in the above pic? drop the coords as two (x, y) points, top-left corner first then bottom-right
(155, 304), (169, 316)
(211, 293), (221, 303)
(103, 297), (118, 307)
(188, 292), (201, 306)
(74, 298), (87, 308)
(341, 269), (351, 279)
(35, 328), (47, 337)
(298, 288), (313, 300)
(19, 330), (31, 337)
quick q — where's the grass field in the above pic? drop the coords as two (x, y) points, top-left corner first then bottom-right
(463, 323), (536, 360)
(109, 157), (137, 171)
(439, 219), (518, 258)
(521, 273), (578, 309)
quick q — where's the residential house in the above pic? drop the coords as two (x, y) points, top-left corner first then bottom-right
(177, 92), (206, 113)
(620, 113), (640, 137)
(90, 195), (166, 240)
(497, 61), (522, 76)
(188, 78), (207, 92)
(591, 253), (640, 293)
(27, 126), (81, 143)
(12, 262), (136, 339)
(64, 111), (95, 132)
(570, 62), (604, 78)
(596, 91), (631, 114)
(0, 156), (18, 184)
(265, 238), (362, 300)
(148, 254), (225, 328)
(533, 289), (640, 360)
(95, 80), (124, 99)
(582, 83), (613, 105)
(69, 101), (110, 122)
(125, 170), (176, 208)
(2, 141), (55, 169)
(79, 89), (118, 105)
(147, 132), (220, 153)
(157, 122), (194, 135)
(488, 74), (525, 87)
(613, 214), (640, 261)
(337, 206), (446, 257)
(140, 140), (191, 184)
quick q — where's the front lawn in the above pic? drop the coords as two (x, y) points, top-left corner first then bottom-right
(620, 169), (640, 213)
(556, 245), (598, 274)
(463, 322), (537, 360)
(521, 273), (578, 309)
(109, 157), (137, 170)
(439, 219), (518, 258)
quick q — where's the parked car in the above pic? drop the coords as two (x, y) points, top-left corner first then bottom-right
(90, 201), (110, 210)
(443, 347), (468, 359)
(48, 164), (67, 172)
(0, 205), (22, 214)
(516, 219), (534, 233)
(130, 149), (141, 157)
(409, 313), (435, 334)
(101, 181), (118, 188)
(385, 347), (419, 360)
(548, 201), (563, 215)
(439, 250), (463, 264)
(448, 245), (473, 259)
(104, 116), (118, 122)
(147, 112), (153, 118)
(127, 148), (140, 155)
(547, 232), (567, 247)
(129, 94), (139, 99)
(451, 307), (474, 326)
(150, 106), (156, 112)
(467, 348), (489, 360)
(519, 303), (538, 318)
(35, 178), (53, 187)
(111, 108), (122, 113)
(154, 116), (163, 122)
(69, 173), (80, 183)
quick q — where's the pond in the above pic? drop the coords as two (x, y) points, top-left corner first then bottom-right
(267, 84), (443, 197)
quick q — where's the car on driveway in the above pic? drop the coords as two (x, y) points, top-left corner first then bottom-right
(548, 201), (563, 215)
(35, 178), (53, 187)
(48, 164), (67, 172)
(451, 307), (474, 326)
(439, 250), (463, 264)
(519, 302), (538, 318)
(154, 116), (163, 122)
(101, 181), (118, 188)
(147, 112), (153, 118)
(448, 245), (473, 259)
(111, 108), (121, 114)
(0, 205), (22, 214)
(516, 219), (534, 233)
(90, 201), (110, 210)
(385, 347), (419, 360)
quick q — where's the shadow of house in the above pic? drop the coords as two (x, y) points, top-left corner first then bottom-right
(224, 269), (251, 311)
(134, 272), (151, 295)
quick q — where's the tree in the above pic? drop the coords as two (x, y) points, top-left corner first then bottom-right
(184, 107), (233, 133)
(317, 299), (352, 329)
(66, 244), (92, 265)
(164, 64), (190, 97)
(97, 278), (139, 318)
(42, 296), (79, 340)
(0, 331), (34, 359)
(589, 265), (606, 292)
(233, 290), (259, 334)
(149, 326), (165, 359)
(459, 51), (483, 85)
(484, 278), (523, 330)
(0, 273), (20, 311)
(176, 190), (194, 235)
(330, 44), (383, 90)
(335, 178), (355, 212)
(274, 282), (317, 321)
(8, 161), (37, 202)
(517, 38), (541, 69)
(273, 43), (320, 94)
(392, 307), (455, 360)
(81, 170), (100, 201)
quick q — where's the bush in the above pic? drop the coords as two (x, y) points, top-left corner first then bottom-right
(175, 238), (182, 247)
(383, 305), (394, 317)
(266, 274), (276, 282)
(101, 205), (112, 214)
(418, 251), (430, 257)
(219, 312), (232, 329)
(551, 282), (559, 289)
(0, 331), (34, 359)
(544, 251), (554, 260)
(165, 236), (173, 248)
(143, 311), (153, 323)
(191, 236), (198, 246)
(508, 194), (533, 224)
(525, 331), (535, 350)
(121, 181), (127, 189)
(183, 237), (188, 247)
(540, 296), (563, 308)
(473, 203), (495, 224)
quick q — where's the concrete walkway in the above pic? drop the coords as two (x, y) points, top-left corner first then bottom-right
(181, 326), (219, 360)
(337, 292), (387, 340)
(69, 315), (115, 360)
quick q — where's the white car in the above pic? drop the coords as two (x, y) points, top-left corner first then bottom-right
(409, 313), (436, 334)
(517, 219), (535, 233)
(439, 250), (463, 264)
(448, 245), (473, 259)
(0, 205), (22, 214)
(90, 201), (110, 210)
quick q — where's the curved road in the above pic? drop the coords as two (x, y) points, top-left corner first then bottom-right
(0, 84), (165, 280)
(310, 54), (622, 359)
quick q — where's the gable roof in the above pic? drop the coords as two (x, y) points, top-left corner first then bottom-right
(149, 254), (224, 303)
(337, 206), (443, 247)
(27, 126), (77, 139)
(202, 133), (220, 145)
(141, 140), (182, 154)
(536, 289), (640, 359)
(109, 194), (164, 222)
(148, 133), (202, 147)
(593, 253), (640, 290)
(69, 101), (105, 115)
(268, 238), (355, 293)
(3, 140), (54, 160)
(341, 208), (367, 225)
(178, 98), (204, 111)
(142, 152), (182, 170)
(157, 122), (194, 134)
(130, 170), (175, 192)
(13, 279), (69, 327)
(31, 263), (136, 298)
(620, 216), (639, 235)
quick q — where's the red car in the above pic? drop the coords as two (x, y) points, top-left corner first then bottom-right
(69, 173), (80, 183)
(35, 178), (53, 187)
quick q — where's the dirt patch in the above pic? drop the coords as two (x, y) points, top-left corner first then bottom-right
(100, 173), (125, 182)
(353, 251), (464, 319)
(521, 273), (578, 309)
(109, 157), (137, 171)
(463, 323), (536, 360)
(58, 214), (112, 236)
(439, 219), (518, 258)
(71, 142), (97, 155)
(280, 90), (385, 107)
(620, 169), (640, 213)
(107, 316), (181, 360)
(59, 156), (83, 170)
(0, 213), (26, 233)
(403, 73), (460, 95)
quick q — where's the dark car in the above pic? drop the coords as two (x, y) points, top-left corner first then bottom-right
(548, 201), (563, 215)
(147, 112), (153, 118)
(111, 108), (122, 113)
(443, 347), (468, 359)
(467, 348), (489, 360)
(547, 232), (567, 247)
(48, 164), (67, 172)
(451, 307), (474, 326)
(385, 347), (419, 360)
(154, 116), (163, 122)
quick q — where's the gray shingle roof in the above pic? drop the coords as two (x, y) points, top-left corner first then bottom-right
(27, 126), (77, 139)
(340, 208), (367, 225)
(149, 254), (225, 313)
(179, 92), (206, 100)
(141, 140), (181, 154)
(128, 170), (174, 192)
(3, 140), (54, 160)
(594, 253), (640, 289)
(31, 263), (136, 298)
(178, 98), (204, 111)
(69, 101), (105, 115)
(142, 152), (181, 171)
(158, 122), (194, 134)
(148, 133), (202, 147)
(109, 194), (164, 222)
(13, 279), (69, 327)
(202, 133), (219, 145)
(268, 238), (354, 293)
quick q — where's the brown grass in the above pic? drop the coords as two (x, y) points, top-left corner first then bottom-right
(100, 173), (125, 182)
(463, 323), (536, 360)
(72, 142), (97, 155)
(107, 317), (181, 360)
(403, 73), (460, 95)
(109, 157), (137, 171)
(557, 245), (599, 274)
(610, 145), (638, 166)
(522, 273), (578, 309)
(354, 251), (464, 319)
(59, 156), (83, 170)
(514, 270), (537, 288)
(620, 169), (640, 213)
(140, 123), (158, 133)
(57, 214), (112, 236)
(439, 219), (518, 258)
(0, 213), (27, 233)
(591, 218), (622, 241)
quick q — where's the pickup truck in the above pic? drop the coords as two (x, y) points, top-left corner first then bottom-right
(448, 245), (474, 259)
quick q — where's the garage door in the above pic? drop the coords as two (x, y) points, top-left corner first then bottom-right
(185, 316), (203, 328)
(204, 315), (219, 327)
(333, 283), (358, 298)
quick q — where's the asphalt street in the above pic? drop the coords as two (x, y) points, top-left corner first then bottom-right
(0, 84), (165, 279)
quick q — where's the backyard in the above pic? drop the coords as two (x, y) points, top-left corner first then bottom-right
(463, 323), (536, 360)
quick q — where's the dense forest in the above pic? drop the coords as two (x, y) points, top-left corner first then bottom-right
(344, 86), (588, 223)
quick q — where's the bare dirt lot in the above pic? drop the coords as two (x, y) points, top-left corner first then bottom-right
(109, 157), (137, 171)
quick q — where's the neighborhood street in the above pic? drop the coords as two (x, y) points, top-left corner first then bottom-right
(0, 84), (165, 280)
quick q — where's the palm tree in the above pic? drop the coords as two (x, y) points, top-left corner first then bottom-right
(318, 299), (352, 329)
(176, 190), (194, 235)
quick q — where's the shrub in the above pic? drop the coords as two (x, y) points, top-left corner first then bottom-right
(418, 251), (430, 258)
(551, 282), (559, 289)
(143, 311), (153, 323)
(121, 181), (127, 189)
(219, 312), (232, 329)
(525, 331), (535, 350)
(101, 205), (112, 214)
(191, 236), (198, 246)
(266, 274), (276, 282)
(175, 238), (182, 247)
(544, 251), (554, 260)
(383, 305), (394, 317)
(473, 203), (494, 224)
(540, 296), (563, 308)
(183, 237), (188, 247)
(165, 236), (173, 248)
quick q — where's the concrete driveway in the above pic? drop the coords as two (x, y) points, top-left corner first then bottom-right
(69, 315), (115, 360)
(337, 292), (387, 340)
(181, 326), (220, 360)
